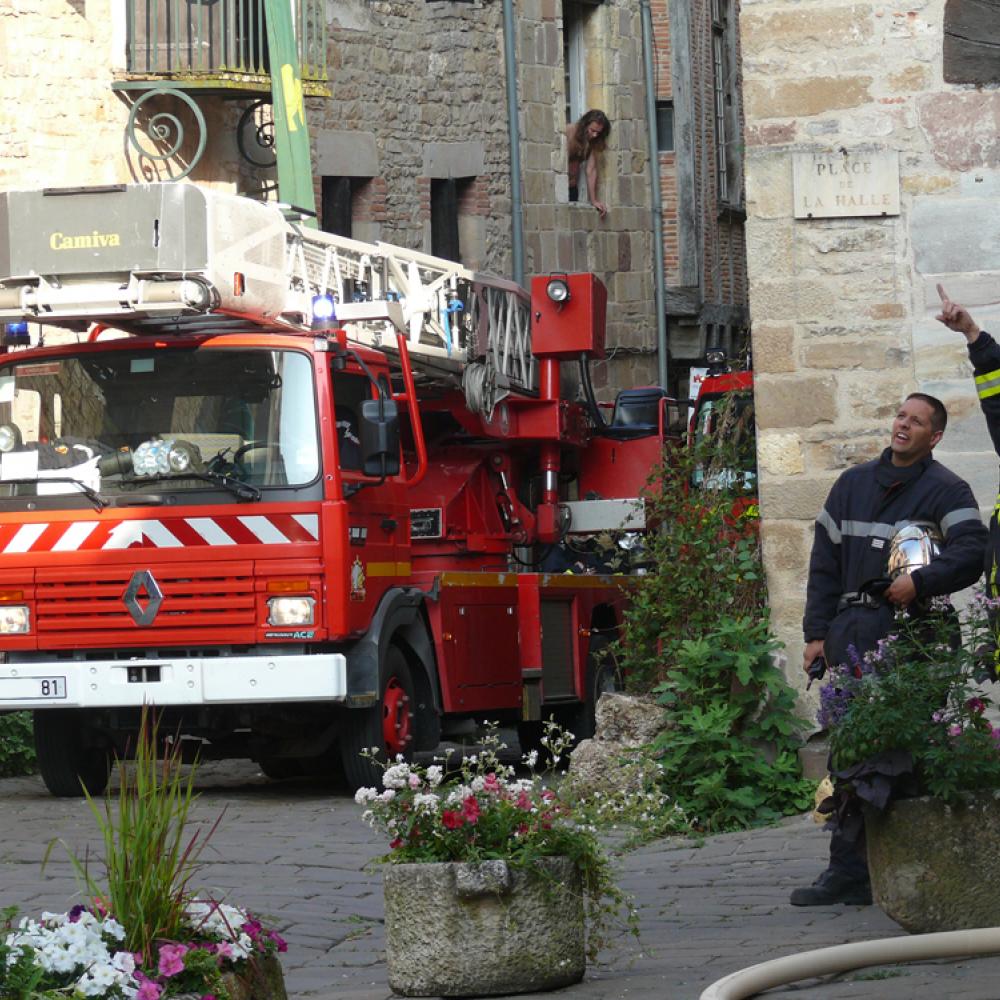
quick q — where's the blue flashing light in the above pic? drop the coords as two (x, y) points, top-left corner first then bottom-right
(311, 294), (337, 325)
(4, 322), (30, 346)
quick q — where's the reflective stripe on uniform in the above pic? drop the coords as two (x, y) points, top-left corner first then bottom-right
(975, 369), (1000, 400)
(940, 507), (982, 536)
(817, 508), (841, 544)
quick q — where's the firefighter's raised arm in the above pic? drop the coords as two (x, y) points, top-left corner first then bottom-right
(936, 284), (981, 343)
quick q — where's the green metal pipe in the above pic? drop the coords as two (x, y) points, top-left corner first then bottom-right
(640, 0), (669, 390)
(501, 0), (525, 289)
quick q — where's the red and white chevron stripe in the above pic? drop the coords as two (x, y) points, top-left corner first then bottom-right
(0, 513), (320, 553)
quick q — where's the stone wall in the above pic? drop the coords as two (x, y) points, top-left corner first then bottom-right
(0, 1), (248, 193)
(325, 0), (662, 394)
(740, 0), (1000, 697)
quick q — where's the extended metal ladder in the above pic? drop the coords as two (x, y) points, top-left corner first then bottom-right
(0, 183), (534, 414)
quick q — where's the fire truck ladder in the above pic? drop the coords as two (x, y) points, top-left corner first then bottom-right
(0, 183), (534, 416)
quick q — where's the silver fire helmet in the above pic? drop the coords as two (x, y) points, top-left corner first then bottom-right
(886, 521), (943, 580)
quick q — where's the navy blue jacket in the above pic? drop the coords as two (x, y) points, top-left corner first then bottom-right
(803, 448), (986, 667)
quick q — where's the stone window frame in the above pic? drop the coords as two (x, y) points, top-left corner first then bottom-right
(562, 0), (606, 127)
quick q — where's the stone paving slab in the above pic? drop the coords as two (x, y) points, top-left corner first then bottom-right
(2, 762), (1000, 999)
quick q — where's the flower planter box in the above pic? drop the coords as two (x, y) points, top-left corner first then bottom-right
(383, 857), (586, 997)
(865, 790), (1000, 933)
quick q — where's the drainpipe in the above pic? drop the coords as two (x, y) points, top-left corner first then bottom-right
(640, 0), (669, 390)
(502, 0), (526, 288)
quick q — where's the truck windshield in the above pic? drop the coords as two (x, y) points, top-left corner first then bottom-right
(0, 346), (319, 499)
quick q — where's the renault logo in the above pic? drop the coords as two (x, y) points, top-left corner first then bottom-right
(123, 570), (164, 627)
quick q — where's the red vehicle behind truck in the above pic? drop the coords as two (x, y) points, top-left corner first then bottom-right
(0, 183), (670, 795)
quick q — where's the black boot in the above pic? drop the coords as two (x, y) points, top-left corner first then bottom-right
(789, 869), (872, 906)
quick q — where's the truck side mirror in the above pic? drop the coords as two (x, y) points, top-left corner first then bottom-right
(359, 397), (401, 477)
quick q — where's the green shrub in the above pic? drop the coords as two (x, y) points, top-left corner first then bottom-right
(615, 394), (812, 831)
(0, 712), (36, 777)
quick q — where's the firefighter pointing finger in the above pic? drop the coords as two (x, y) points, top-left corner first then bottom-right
(936, 285), (1000, 596)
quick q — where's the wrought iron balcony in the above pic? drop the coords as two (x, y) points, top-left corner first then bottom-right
(116, 0), (328, 95)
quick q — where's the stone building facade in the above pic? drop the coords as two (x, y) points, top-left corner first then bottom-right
(322, 0), (749, 396)
(740, 0), (1000, 692)
(0, 0), (749, 401)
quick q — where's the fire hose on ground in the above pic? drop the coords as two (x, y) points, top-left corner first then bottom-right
(699, 927), (1000, 999)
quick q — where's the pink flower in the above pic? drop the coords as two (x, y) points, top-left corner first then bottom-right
(157, 942), (189, 978)
(541, 789), (556, 802)
(968, 697), (987, 716)
(408, 773), (422, 789)
(442, 810), (463, 829)
(268, 930), (288, 953)
(216, 942), (234, 960)
(949, 724), (963, 738)
(516, 791), (532, 810)
(389, 836), (404, 849)
(483, 772), (502, 793)
(461, 795), (480, 825)
(136, 981), (163, 1000)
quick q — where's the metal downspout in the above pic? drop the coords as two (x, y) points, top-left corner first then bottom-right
(640, 0), (669, 390)
(502, 0), (526, 288)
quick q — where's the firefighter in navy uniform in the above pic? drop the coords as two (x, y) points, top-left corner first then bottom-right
(792, 392), (987, 907)
(936, 283), (1000, 596)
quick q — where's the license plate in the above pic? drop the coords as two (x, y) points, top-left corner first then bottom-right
(0, 675), (67, 701)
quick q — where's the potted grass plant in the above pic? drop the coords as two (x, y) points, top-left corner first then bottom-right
(0, 707), (287, 999)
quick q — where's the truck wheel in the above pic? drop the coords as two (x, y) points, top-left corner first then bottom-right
(340, 644), (416, 790)
(573, 635), (623, 741)
(33, 710), (112, 798)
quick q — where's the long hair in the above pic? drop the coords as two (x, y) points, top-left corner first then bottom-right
(573, 109), (611, 158)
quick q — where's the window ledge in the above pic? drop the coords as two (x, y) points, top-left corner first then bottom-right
(717, 203), (747, 223)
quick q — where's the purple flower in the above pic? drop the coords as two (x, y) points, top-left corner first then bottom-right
(67, 904), (87, 923)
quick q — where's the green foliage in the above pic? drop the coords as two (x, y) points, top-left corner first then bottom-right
(0, 713), (35, 778)
(616, 425), (761, 693)
(823, 594), (1000, 803)
(652, 617), (814, 831)
(51, 706), (221, 963)
(615, 397), (812, 831)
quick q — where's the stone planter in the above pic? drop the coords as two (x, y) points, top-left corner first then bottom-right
(383, 857), (585, 997)
(865, 790), (1000, 933)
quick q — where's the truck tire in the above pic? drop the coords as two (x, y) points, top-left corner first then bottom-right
(340, 644), (416, 791)
(572, 634), (623, 741)
(33, 710), (112, 798)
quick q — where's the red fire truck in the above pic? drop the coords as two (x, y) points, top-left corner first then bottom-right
(0, 183), (671, 796)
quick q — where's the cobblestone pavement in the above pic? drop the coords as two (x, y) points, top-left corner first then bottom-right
(3, 761), (1000, 1000)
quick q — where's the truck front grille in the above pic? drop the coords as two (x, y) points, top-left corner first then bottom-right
(35, 562), (256, 643)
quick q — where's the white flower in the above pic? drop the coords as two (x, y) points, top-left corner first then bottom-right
(408, 772), (422, 789)
(354, 786), (379, 805)
(425, 764), (444, 787)
(524, 750), (539, 768)
(414, 793), (439, 812)
(378, 788), (396, 803)
(382, 763), (411, 789)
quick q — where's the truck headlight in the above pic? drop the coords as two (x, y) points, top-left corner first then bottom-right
(267, 596), (315, 627)
(0, 605), (30, 634)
